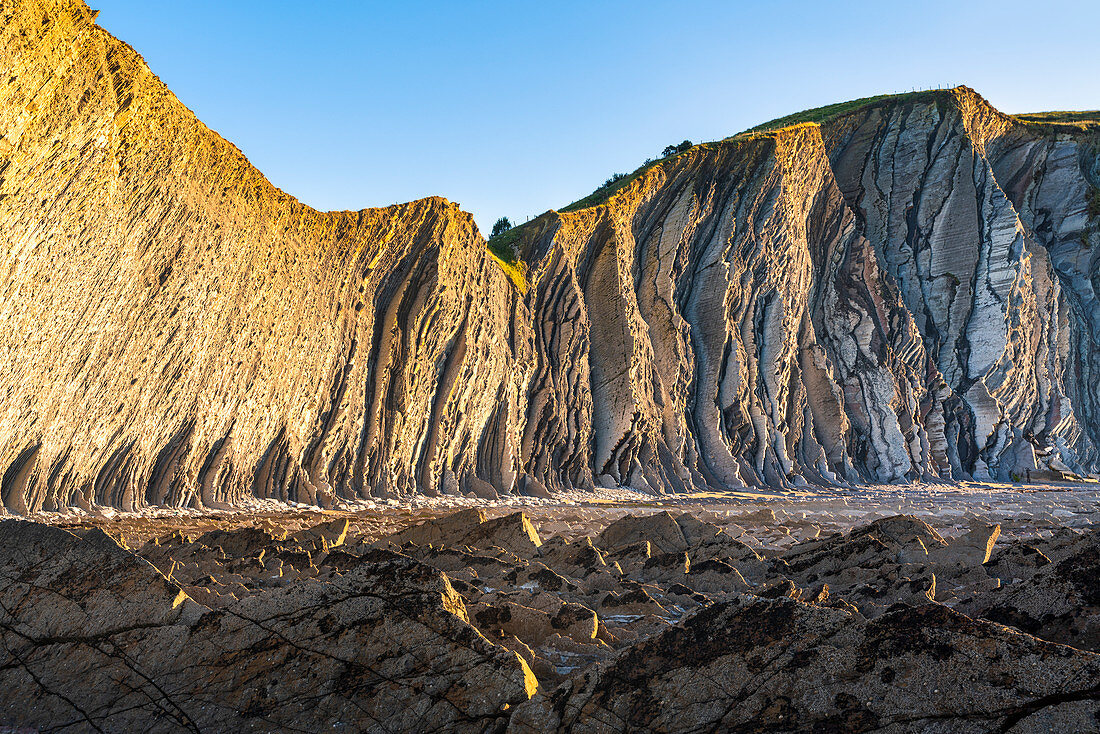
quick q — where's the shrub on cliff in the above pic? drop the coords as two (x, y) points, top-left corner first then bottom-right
(1087, 186), (1100, 219)
(603, 172), (628, 187)
(662, 140), (693, 157)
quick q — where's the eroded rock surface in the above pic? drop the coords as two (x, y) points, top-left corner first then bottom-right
(5, 506), (1100, 731)
(0, 0), (518, 513)
(968, 529), (1100, 652)
(0, 520), (536, 732)
(505, 93), (1100, 493)
(508, 598), (1100, 733)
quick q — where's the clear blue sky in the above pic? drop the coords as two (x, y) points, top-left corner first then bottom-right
(92, 0), (1100, 235)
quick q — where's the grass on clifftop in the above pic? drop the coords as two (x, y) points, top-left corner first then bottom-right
(558, 90), (951, 215)
(560, 143), (731, 213)
(732, 90), (947, 138)
(1013, 110), (1100, 132)
(487, 225), (522, 263)
(487, 89), (1100, 288)
(560, 165), (654, 213)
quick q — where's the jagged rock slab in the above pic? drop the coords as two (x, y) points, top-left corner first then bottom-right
(969, 527), (1100, 652)
(376, 508), (542, 557)
(6, 506), (1100, 730)
(507, 596), (1100, 733)
(0, 520), (536, 732)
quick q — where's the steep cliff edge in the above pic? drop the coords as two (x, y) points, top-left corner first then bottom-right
(0, 0), (518, 512)
(504, 126), (871, 492)
(501, 89), (1100, 491)
(2, 0), (1099, 512)
(822, 90), (1100, 481)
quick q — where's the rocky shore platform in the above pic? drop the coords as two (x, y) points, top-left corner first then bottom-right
(3, 482), (1100, 732)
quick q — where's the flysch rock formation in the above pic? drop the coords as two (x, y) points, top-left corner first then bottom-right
(507, 96), (1100, 493)
(3, 0), (1100, 512)
(0, 0), (517, 512)
(5, 507), (1100, 732)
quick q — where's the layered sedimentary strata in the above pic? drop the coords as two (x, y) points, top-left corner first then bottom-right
(0, 520), (536, 731)
(823, 95), (1100, 481)
(2, 0), (1099, 511)
(0, 0), (518, 512)
(508, 125), (903, 492)
(504, 96), (1099, 491)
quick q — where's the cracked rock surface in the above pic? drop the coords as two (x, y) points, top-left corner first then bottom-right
(4, 501), (1100, 732)
(507, 599), (1100, 734)
(0, 520), (536, 732)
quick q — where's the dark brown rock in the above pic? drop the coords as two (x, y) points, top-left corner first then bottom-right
(972, 529), (1100, 652)
(0, 520), (537, 732)
(508, 596), (1100, 733)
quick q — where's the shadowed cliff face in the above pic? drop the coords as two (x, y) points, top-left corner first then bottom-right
(2, 0), (1099, 512)
(821, 93), (1100, 482)
(503, 92), (1100, 492)
(506, 127), (872, 492)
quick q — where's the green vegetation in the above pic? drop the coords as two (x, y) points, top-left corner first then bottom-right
(1013, 110), (1100, 133)
(1087, 186), (1100, 220)
(662, 140), (693, 157)
(486, 224), (527, 292)
(491, 216), (512, 238)
(559, 169), (647, 213)
(560, 141), (699, 213)
(732, 90), (947, 138)
(558, 91), (954, 217)
(486, 215), (522, 288)
(487, 224), (522, 264)
(485, 89), (1100, 291)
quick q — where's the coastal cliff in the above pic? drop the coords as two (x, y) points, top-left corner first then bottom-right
(2, 0), (1099, 511)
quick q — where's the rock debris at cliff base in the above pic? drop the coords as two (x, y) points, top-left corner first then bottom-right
(4, 488), (1100, 732)
(2, 0), (1100, 512)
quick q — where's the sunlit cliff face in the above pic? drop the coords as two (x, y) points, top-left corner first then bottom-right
(2, 0), (1099, 513)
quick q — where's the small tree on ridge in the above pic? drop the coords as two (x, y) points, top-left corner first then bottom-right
(662, 140), (693, 157)
(491, 217), (512, 238)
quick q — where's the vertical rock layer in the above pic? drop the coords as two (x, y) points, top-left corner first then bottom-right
(0, 0), (518, 511)
(2, 0), (1099, 511)
(823, 94), (1100, 482)
(502, 96), (1099, 492)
